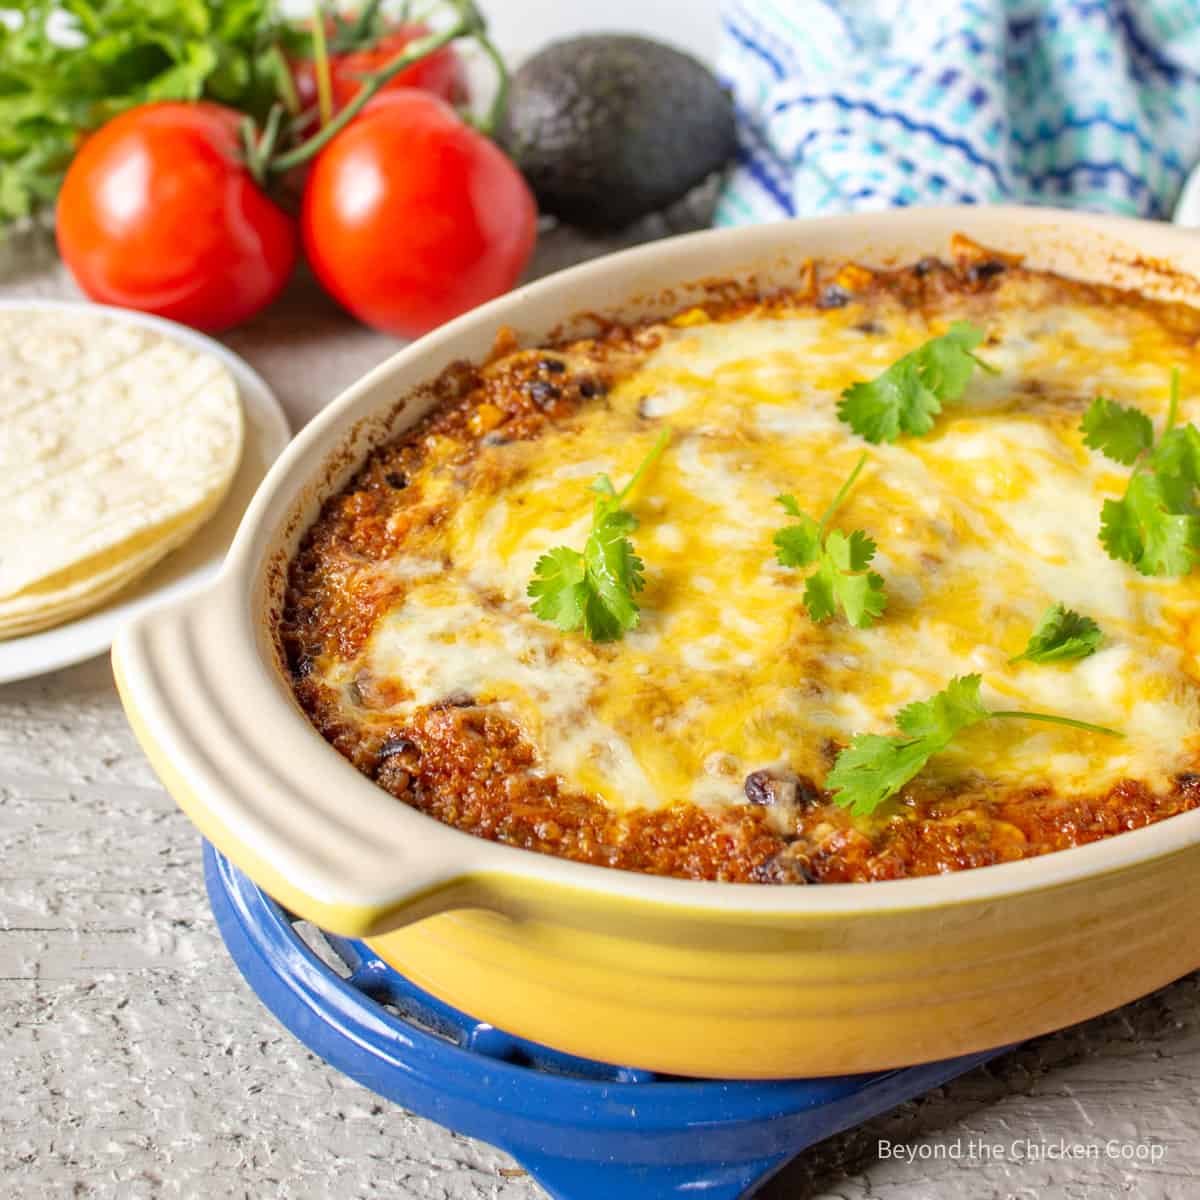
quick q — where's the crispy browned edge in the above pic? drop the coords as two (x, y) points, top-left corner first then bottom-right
(268, 234), (1200, 884)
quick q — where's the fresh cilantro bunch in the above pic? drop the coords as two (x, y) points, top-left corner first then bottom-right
(0, 0), (289, 225)
(825, 674), (1122, 816)
(774, 451), (886, 628)
(1082, 370), (1200, 577)
(1010, 603), (1102, 665)
(837, 321), (996, 443)
(527, 431), (668, 643)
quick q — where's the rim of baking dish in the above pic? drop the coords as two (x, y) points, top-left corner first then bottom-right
(119, 205), (1200, 919)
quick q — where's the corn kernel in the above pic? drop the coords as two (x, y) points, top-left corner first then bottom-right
(469, 403), (504, 435)
(834, 263), (874, 293)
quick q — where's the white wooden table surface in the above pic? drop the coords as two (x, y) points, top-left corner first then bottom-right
(3, 220), (1200, 1200)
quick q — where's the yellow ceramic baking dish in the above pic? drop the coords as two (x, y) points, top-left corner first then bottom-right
(114, 206), (1200, 1079)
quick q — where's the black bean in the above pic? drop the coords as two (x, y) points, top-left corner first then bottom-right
(385, 471), (407, 489)
(578, 377), (605, 399)
(744, 770), (780, 805)
(524, 379), (561, 407)
(967, 259), (1006, 283)
(745, 769), (821, 807)
(817, 284), (851, 309)
(744, 770), (793, 806)
(751, 851), (818, 885)
(538, 357), (567, 374)
(378, 735), (416, 760)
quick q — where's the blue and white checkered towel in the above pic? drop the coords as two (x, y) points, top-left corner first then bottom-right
(716, 0), (1200, 225)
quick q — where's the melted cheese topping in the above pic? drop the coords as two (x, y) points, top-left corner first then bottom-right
(327, 282), (1200, 816)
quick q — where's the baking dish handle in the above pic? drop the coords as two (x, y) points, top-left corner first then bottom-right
(113, 583), (474, 938)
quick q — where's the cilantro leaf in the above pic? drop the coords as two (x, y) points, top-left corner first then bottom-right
(1100, 470), (1200, 577)
(1098, 494), (1145, 568)
(527, 433), (668, 642)
(836, 321), (993, 443)
(838, 358), (939, 444)
(1010, 604), (1103, 665)
(894, 673), (990, 739)
(581, 509), (645, 641)
(1084, 370), (1200, 578)
(822, 733), (934, 818)
(825, 675), (1122, 817)
(774, 454), (887, 628)
(919, 321), (996, 394)
(528, 547), (587, 631)
(772, 504), (821, 567)
(826, 675), (991, 817)
(827, 527), (878, 573)
(802, 560), (838, 624)
(823, 530), (887, 627)
(1151, 423), (1200, 487)
(1080, 397), (1155, 466)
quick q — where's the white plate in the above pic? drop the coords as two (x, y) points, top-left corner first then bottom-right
(0, 301), (290, 685)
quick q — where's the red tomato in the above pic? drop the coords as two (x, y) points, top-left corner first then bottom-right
(301, 91), (537, 339)
(291, 22), (468, 118)
(56, 102), (297, 333)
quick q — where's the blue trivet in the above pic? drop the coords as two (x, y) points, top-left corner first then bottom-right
(204, 843), (1004, 1200)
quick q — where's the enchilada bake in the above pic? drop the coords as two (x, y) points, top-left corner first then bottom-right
(280, 237), (1200, 883)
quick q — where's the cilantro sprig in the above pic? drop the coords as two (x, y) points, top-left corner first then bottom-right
(825, 674), (1123, 816)
(1010, 604), (1103, 665)
(837, 322), (997, 443)
(527, 432), (669, 642)
(0, 1), (291, 227)
(774, 452), (887, 628)
(1082, 369), (1200, 577)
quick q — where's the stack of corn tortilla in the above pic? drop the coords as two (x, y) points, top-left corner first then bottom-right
(0, 308), (243, 638)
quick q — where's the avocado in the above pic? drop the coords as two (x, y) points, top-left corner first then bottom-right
(498, 34), (737, 232)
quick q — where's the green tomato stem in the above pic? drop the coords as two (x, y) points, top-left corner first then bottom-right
(266, 43), (302, 117)
(310, 0), (334, 129)
(255, 103), (286, 176)
(343, 0), (387, 51)
(472, 31), (510, 137)
(237, 114), (260, 174)
(990, 710), (1124, 738)
(266, 0), (495, 177)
